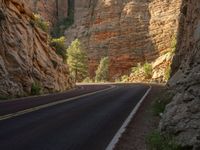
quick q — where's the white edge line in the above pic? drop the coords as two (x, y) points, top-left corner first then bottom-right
(0, 85), (116, 121)
(105, 86), (152, 150)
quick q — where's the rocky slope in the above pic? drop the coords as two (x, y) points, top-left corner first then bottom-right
(65, 0), (181, 80)
(0, 0), (73, 97)
(160, 1), (200, 149)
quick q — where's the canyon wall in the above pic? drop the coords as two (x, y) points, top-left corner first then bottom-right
(0, 0), (73, 97)
(27, 0), (68, 25)
(160, 0), (200, 149)
(65, 0), (181, 80)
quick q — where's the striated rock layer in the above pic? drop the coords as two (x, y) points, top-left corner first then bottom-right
(65, 0), (181, 80)
(160, 0), (200, 149)
(0, 0), (73, 97)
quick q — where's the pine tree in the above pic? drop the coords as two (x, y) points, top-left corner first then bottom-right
(67, 39), (88, 82)
(95, 57), (109, 82)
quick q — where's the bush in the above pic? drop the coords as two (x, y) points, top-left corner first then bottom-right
(131, 62), (153, 79)
(33, 14), (49, 33)
(152, 91), (174, 116)
(146, 130), (181, 150)
(171, 36), (177, 55)
(50, 36), (67, 61)
(143, 62), (153, 78)
(31, 82), (42, 95)
(165, 65), (171, 81)
(82, 77), (93, 83)
(121, 75), (129, 82)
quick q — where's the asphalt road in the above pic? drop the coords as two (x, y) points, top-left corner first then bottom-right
(0, 84), (149, 150)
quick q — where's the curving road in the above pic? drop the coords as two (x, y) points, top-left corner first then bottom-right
(0, 84), (149, 150)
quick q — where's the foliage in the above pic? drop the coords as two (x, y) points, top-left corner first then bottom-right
(50, 36), (67, 61)
(31, 82), (42, 95)
(143, 62), (153, 78)
(121, 75), (129, 82)
(131, 62), (153, 79)
(82, 77), (93, 83)
(33, 14), (49, 33)
(67, 39), (88, 82)
(171, 36), (177, 55)
(95, 57), (109, 82)
(152, 91), (174, 116)
(165, 65), (171, 81)
(146, 130), (181, 150)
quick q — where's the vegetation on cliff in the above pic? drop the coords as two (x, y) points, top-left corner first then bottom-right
(50, 36), (67, 61)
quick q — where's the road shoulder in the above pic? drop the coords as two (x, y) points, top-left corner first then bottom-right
(114, 84), (165, 150)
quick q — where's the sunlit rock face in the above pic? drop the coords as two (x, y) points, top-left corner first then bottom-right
(0, 0), (74, 97)
(64, 0), (181, 80)
(160, 1), (200, 149)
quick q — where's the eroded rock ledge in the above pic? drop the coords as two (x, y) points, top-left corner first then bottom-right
(0, 0), (73, 97)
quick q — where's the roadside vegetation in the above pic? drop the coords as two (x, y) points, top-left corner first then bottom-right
(31, 82), (42, 95)
(95, 57), (109, 82)
(146, 130), (181, 150)
(67, 39), (88, 82)
(151, 90), (174, 117)
(145, 89), (181, 150)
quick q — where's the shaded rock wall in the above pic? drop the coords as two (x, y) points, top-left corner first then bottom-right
(160, 0), (200, 149)
(27, 0), (68, 25)
(65, 0), (181, 79)
(0, 0), (73, 96)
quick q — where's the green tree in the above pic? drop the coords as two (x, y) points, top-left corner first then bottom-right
(67, 39), (88, 82)
(95, 57), (109, 82)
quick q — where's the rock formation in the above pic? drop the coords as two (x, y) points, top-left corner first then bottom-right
(65, 0), (181, 80)
(27, 0), (68, 26)
(0, 0), (73, 97)
(160, 1), (200, 149)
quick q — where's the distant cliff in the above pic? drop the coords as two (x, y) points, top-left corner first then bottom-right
(0, 0), (73, 97)
(64, 0), (181, 81)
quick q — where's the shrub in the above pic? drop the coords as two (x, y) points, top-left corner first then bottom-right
(95, 57), (109, 82)
(143, 62), (153, 79)
(31, 82), (42, 95)
(171, 36), (177, 54)
(121, 75), (129, 82)
(131, 62), (153, 79)
(152, 91), (174, 116)
(33, 14), (49, 33)
(50, 36), (67, 61)
(82, 77), (93, 83)
(146, 130), (181, 150)
(165, 65), (171, 81)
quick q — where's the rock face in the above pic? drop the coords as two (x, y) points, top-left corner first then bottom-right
(160, 1), (200, 149)
(27, 0), (68, 25)
(65, 0), (181, 80)
(0, 0), (73, 97)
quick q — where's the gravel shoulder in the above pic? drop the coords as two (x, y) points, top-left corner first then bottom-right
(114, 84), (165, 150)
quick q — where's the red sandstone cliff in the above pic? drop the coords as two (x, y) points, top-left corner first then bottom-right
(65, 0), (181, 80)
